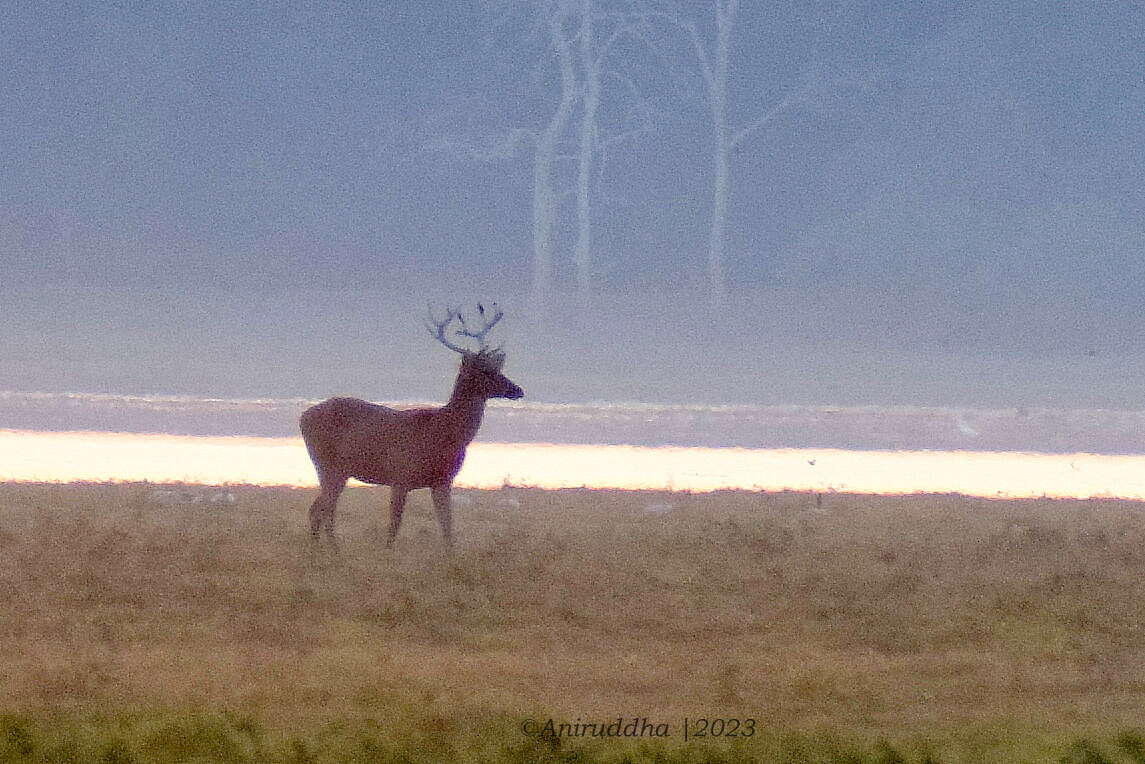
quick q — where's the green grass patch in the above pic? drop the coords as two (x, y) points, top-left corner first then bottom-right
(5, 712), (1145, 763)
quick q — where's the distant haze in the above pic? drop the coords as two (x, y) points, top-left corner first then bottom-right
(2, 2), (1143, 408)
(5, 284), (1145, 409)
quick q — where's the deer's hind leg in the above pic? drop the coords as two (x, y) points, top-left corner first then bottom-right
(309, 472), (348, 542)
(385, 486), (410, 548)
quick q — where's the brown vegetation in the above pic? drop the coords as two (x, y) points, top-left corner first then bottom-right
(2, 481), (1145, 751)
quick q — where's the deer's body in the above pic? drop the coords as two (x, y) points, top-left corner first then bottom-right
(301, 397), (482, 489)
(301, 306), (522, 548)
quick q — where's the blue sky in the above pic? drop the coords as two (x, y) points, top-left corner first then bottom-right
(3, 1), (1144, 404)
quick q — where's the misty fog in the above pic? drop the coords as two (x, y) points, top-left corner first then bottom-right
(5, 282), (1145, 409)
(2, 2), (1142, 411)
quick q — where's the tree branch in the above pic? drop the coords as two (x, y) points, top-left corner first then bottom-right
(682, 19), (715, 91)
(592, 20), (631, 71)
(729, 93), (796, 149)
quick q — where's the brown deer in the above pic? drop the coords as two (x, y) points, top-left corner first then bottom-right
(299, 304), (523, 547)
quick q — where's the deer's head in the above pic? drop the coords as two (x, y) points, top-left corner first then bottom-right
(428, 304), (524, 401)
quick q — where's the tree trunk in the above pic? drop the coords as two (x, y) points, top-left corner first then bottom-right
(709, 130), (730, 309)
(532, 149), (557, 305)
(530, 6), (578, 310)
(574, 0), (600, 298)
(706, 0), (736, 310)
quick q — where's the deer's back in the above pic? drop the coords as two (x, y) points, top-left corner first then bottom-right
(300, 397), (462, 487)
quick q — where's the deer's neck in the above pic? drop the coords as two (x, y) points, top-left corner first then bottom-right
(442, 382), (488, 445)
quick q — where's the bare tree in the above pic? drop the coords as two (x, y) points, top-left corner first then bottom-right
(427, 1), (580, 308)
(433, 1), (653, 305)
(681, 0), (798, 307)
(510, 0), (655, 302)
(533, 0), (579, 305)
(571, 1), (657, 298)
(573, 0), (603, 297)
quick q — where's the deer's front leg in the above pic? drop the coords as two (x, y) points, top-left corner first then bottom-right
(386, 486), (409, 548)
(431, 483), (453, 548)
(310, 474), (347, 543)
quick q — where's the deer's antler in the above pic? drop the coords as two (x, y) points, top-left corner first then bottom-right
(426, 303), (504, 356)
(457, 302), (504, 347)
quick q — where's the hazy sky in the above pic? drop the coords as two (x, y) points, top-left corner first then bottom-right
(3, 1), (1144, 405)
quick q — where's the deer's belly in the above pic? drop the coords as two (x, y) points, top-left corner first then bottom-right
(346, 446), (468, 488)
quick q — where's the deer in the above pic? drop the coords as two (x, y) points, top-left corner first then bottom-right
(299, 304), (523, 548)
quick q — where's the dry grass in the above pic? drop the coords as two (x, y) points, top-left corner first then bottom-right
(3, 481), (1145, 760)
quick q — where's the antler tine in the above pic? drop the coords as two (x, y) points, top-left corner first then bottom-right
(425, 304), (469, 355)
(454, 303), (504, 351)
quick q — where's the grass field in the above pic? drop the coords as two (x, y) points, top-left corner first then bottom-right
(3, 481), (1145, 762)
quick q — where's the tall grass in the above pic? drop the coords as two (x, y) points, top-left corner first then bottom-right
(2, 482), (1145, 761)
